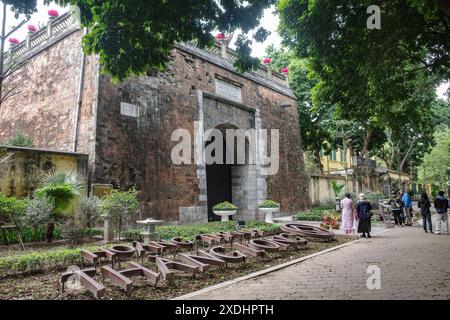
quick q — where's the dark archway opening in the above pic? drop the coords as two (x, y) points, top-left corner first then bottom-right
(206, 136), (232, 222)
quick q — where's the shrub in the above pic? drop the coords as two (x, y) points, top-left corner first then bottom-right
(60, 218), (86, 247)
(294, 210), (326, 221)
(0, 193), (28, 225)
(311, 198), (335, 210)
(23, 197), (54, 242)
(212, 201), (238, 211)
(35, 170), (85, 243)
(331, 181), (345, 197)
(0, 225), (63, 245)
(76, 195), (101, 236)
(2, 132), (34, 148)
(259, 199), (280, 208)
(100, 189), (140, 242)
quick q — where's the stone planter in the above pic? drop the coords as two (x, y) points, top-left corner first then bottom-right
(213, 210), (237, 222)
(259, 207), (279, 224)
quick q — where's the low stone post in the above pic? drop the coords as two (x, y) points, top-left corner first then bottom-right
(220, 40), (227, 59)
(103, 215), (113, 243)
(47, 17), (54, 38)
(26, 31), (32, 51)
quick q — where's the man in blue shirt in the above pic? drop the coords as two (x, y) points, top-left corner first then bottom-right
(401, 191), (413, 226)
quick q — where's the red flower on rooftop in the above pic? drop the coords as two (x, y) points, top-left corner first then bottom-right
(280, 67), (289, 74)
(8, 38), (19, 44)
(216, 32), (225, 40)
(263, 57), (272, 64)
(28, 24), (37, 32)
(48, 9), (59, 17)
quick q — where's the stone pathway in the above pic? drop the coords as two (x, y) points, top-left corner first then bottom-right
(187, 222), (450, 300)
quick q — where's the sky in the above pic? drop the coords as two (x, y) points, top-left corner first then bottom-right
(2, 1), (448, 100)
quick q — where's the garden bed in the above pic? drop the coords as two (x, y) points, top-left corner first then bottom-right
(0, 235), (351, 300)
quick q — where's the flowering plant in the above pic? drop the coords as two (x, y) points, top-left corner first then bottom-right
(27, 24), (37, 32)
(212, 201), (237, 211)
(280, 67), (289, 74)
(8, 38), (19, 44)
(216, 32), (225, 40)
(263, 57), (272, 64)
(48, 9), (59, 17)
(321, 211), (340, 229)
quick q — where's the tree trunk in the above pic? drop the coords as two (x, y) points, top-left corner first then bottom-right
(313, 148), (324, 174)
(45, 222), (55, 243)
(362, 128), (373, 158)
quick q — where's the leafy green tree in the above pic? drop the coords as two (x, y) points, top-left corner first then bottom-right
(0, 192), (27, 225)
(45, 0), (273, 80)
(100, 189), (140, 242)
(331, 181), (345, 198)
(277, 1), (447, 160)
(35, 170), (85, 242)
(23, 196), (54, 242)
(418, 128), (450, 190)
(75, 195), (101, 236)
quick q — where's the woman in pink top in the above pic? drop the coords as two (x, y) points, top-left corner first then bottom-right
(340, 193), (356, 234)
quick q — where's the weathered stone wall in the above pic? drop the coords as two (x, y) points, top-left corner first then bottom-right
(0, 29), (98, 162)
(0, 146), (88, 198)
(95, 45), (309, 222)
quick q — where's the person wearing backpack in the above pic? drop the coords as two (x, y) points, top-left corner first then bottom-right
(388, 191), (403, 227)
(417, 192), (432, 233)
(356, 193), (373, 238)
(401, 191), (413, 226)
(434, 191), (449, 235)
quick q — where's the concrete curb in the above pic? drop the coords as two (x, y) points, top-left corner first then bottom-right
(172, 228), (393, 300)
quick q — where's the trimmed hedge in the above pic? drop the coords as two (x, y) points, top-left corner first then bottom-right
(294, 209), (329, 221)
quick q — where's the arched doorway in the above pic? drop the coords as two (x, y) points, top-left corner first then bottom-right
(205, 135), (232, 222)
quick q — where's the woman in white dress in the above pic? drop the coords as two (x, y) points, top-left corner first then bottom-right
(340, 193), (356, 234)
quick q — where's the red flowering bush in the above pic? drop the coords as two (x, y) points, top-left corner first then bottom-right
(8, 38), (19, 44)
(280, 67), (289, 74)
(263, 57), (272, 64)
(48, 9), (59, 17)
(216, 32), (224, 40)
(28, 24), (37, 32)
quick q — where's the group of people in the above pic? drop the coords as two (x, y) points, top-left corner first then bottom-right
(340, 193), (373, 238)
(339, 190), (450, 238)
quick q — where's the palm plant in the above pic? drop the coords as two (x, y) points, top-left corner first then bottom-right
(331, 181), (345, 198)
(35, 170), (85, 242)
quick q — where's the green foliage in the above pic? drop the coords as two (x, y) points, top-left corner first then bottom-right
(0, 244), (104, 276)
(156, 221), (281, 242)
(75, 195), (101, 235)
(330, 181), (345, 198)
(2, 0), (38, 18)
(259, 199), (280, 208)
(23, 196), (54, 241)
(0, 225), (63, 245)
(212, 201), (238, 211)
(100, 189), (140, 241)
(311, 198), (335, 210)
(46, 0), (275, 81)
(0, 193), (28, 224)
(418, 128), (450, 189)
(1, 131), (34, 148)
(60, 217), (86, 247)
(294, 209), (327, 221)
(35, 170), (85, 215)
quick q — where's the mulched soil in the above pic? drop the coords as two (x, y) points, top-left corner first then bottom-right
(0, 236), (351, 300)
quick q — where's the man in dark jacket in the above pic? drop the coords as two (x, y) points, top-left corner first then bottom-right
(434, 191), (449, 235)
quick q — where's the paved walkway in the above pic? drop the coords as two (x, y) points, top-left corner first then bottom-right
(188, 224), (450, 300)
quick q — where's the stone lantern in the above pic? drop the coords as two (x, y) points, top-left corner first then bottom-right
(136, 218), (164, 244)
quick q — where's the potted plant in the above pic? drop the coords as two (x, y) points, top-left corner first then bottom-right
(258, 199), (280, 223)
(212, 201), (238, 222)
(321, 211), (341, 230)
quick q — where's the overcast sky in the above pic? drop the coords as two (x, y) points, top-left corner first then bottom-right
(2, 1), (448, 99)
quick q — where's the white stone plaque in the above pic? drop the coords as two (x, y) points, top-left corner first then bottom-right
(120, 102), (139, 118)
(215, 79), (242, 103)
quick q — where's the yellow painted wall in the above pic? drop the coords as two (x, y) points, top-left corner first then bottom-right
(0, 146), (89, 199)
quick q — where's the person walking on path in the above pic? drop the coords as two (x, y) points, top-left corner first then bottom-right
(434, 191), (449, 235)
(356, 193), (372, 238)
(402, 191), (413, 226)
(340, 193), (357, 235)
(388, 191), (403, 227)
(418, 192), (432, 233)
